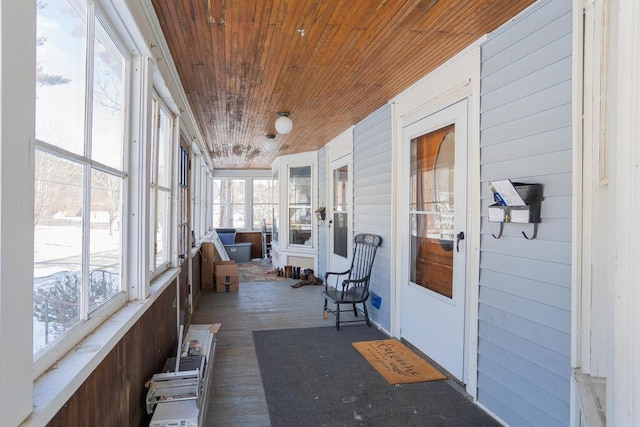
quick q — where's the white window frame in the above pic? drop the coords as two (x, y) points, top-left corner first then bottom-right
(191, 154), (213, 243)
(212, 177), (248, 229)
(177, 143), (189, 262)
(32, 0), (131, 377)
(149, 95), (175, 276)
(2, 0), (199, 424)
(252, 177), (277, 230)
(212, 170), (273, 230)
(190, 151), (199, 242)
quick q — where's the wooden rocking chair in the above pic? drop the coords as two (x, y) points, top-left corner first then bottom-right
(322, 233), (382, 330)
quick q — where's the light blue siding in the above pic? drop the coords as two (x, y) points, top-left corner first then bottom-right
(353, 103), (392, 332)
(478, 0), (572, 425)
(480, 252), (571, 287)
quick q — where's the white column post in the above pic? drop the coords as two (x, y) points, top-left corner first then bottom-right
(609, 0), (640, 425)
(0, 0), (36, 424)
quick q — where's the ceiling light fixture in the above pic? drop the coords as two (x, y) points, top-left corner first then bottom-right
(275, 112), (293, 135)
(264, 134), (278, 152)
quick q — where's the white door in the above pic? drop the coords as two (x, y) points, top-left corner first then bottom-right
(329, 154), (352, 274)
(401, 99), (468, 381)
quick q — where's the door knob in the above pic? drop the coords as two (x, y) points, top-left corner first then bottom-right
(456, 231), (465, 252)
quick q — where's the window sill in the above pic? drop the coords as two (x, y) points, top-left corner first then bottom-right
(24, 268), (180, 426)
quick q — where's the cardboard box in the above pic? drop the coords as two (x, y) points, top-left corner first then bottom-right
(214, 260), (238, 276)
(215, 260), (239, 293)
(215, 279), (239, 293)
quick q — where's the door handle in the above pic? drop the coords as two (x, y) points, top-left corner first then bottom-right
(456, 231), (465, 252)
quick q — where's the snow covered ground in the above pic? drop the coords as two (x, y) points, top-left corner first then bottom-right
(33, 224), (120, 354)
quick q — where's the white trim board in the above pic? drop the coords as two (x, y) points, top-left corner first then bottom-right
(390, 44), (481, 397)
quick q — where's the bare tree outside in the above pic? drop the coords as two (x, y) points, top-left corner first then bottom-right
(92, 171), (121, 236)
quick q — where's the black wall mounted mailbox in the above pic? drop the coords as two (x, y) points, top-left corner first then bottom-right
(488, 182), (543, 240)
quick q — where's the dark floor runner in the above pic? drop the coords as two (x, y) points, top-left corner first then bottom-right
(253, 326), (500, 426)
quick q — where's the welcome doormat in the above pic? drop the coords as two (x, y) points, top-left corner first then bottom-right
(352, 339), (447, 384)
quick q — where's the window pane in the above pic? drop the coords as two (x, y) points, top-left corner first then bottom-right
(35, 0), (87, 155)
(150, 97), (159, 185)
(253, 179), (273, 230)
(289, 166), (311, 246)
(289, 207), (312, 246)
(33, 151), (84, 355)
(91, 16), (126, 170)
(253, 204), (272, 229)
(157, 106), (173, 188)
(289, 166), (311, 204)
(409, 125), (455, 299)
(213, 178), (246, 228)
(212, 179), (222, 203)
(333, 212), (348, 257)
(155, 189), (171, 267)
(272, 171), (279, 242)
(178, 146), (189, 259)
(212, 204), (223, 228)
(253, 179), (271, 203)
(333, 166), (348, 211)
(231, 204), (245, 229)
(215, 179), (231, 227)
(89, 169), (122, 313)
(231, 179), (245, 203)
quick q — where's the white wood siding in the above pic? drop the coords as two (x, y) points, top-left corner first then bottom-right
(353, 104), (392, 332)
(478, 1), (572, 426)
(317, 147), (327, 276)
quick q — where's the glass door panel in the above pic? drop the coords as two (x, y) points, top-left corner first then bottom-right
(332, 165), (348, 258)
(410, 124), (455, 299)
(288, 166), (312, 246)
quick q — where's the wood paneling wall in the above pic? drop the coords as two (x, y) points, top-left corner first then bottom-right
(179, 262), (190, 326)
(192, 249), (202, 304)
(47, 282), (178, 427)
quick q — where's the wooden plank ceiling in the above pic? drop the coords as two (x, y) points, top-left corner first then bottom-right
(151, 0), (536, 170)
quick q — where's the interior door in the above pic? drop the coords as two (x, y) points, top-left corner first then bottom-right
(329, 155), (352, 274)
(401, 99), (468, 381)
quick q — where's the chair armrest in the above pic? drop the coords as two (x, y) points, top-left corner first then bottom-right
(325, 270), (351, 290)
(341, 277), (367, 286)
(339, 276), (368, 293)
(325, 270), (351, 279)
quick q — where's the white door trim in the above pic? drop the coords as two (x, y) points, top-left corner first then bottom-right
(390, 44), (481, 395)
(328, 153), (353, 274)
(324, 128), (354, 272)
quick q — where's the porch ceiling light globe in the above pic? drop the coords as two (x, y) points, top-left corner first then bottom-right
(275, 112), (293, 134)
(264, 134), (278, 152)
